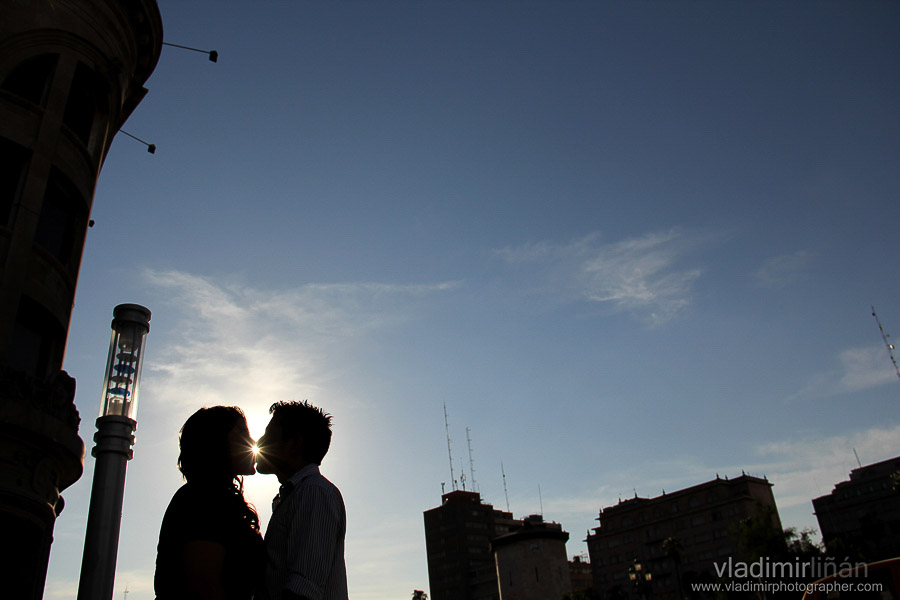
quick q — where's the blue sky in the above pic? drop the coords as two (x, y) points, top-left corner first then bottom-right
(44, 1), (900, 599)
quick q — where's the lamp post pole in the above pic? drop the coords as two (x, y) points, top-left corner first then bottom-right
(77, 304), (150, 600)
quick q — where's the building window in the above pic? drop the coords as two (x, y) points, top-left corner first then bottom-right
(9, 295), (65, 378)
(34, 168), (87, 270)
(1, 54), (58, 105)
(63, 62), (107, 145)
(0, 137), (31, 227)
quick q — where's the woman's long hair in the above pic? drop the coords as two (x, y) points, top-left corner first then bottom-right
(178, 406), (259, 531)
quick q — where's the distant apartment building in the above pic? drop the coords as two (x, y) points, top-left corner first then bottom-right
(813, 455), (900, 562)
(425, 490), (523, 600)
(424, 490), (575, 600)
(492, 514), (572, 600)
(569, 554), (593, 592)
(586, 474), (781, 598)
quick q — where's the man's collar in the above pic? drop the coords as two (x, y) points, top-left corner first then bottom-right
(285, 463), (319, 487)
(273, 464), (320, 512)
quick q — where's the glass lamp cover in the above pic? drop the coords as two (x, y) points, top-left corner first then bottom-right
(99, 306), (149, 419)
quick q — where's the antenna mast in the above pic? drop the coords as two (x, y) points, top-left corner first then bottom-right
(444, 403), (456, 491)
(539, 484), (544, 516)
(501, 460), (510, 512)
(872, 306), (900, 383)
(466, 427), (479, 493)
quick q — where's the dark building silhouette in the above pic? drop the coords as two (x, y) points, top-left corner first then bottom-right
(424, 490), (523, 600)
(586, 474), (781, 599)
(0, 2), (161, 598)
(492, 514), (572, 600)
(569, 554), (593, 593)
(813, 455), (900, 561)
(424, 490), (578, 600)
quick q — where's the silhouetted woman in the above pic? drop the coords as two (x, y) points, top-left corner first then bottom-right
(155, 406), (264, 600)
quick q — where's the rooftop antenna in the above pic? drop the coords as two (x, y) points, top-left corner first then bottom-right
(466, 427), (479, 493)
(123, 585), (129, 600)
(872, 306), (900, 384)
(538, 484), (544, 516)
(460, 462), (467, 491)
(501, 460), (511, 512)
(444, 403), (456, 491)
(853, 447), (863, 468)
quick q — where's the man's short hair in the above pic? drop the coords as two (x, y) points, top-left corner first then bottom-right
(269, 400), (333, 465)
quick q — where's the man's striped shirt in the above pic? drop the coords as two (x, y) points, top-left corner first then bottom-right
(264, 464), (348, 600)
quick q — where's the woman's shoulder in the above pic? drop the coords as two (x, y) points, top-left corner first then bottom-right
(164, 481), (238, 522)
(160, 483), (200, 532)
(165, 482), (207, 510)
(161, 482), (250, 544)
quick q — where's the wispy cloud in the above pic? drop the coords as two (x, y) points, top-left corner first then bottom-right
(494, 234), (598, 265)
(542, 423), (900, 547)
(496, 230), (704, 325)
(139, 269), (458, 421)
(788, 344), (897, 401)
(753, 250), (814, 286)
(580, 231), (703, 324)
(748, 425), (900, 517)
(837, 346), (898, 391)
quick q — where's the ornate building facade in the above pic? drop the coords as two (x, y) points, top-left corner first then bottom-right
(0, 1), (162, 597)
(586, 474), (781, 599)
(813, 455), (900, 562)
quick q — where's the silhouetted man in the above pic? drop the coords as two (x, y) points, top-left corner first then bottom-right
(256, 401), (348, 600)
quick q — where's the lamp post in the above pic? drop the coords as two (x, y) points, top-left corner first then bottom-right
(77, 304), (150, 600)
(628, 558), (653, 600)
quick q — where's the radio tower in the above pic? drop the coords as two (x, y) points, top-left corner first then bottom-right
(466, 427), (479, 493)
(872, 306), (900, 383)
(501, 460), (510, 512)
(444, 403), (457, 491)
